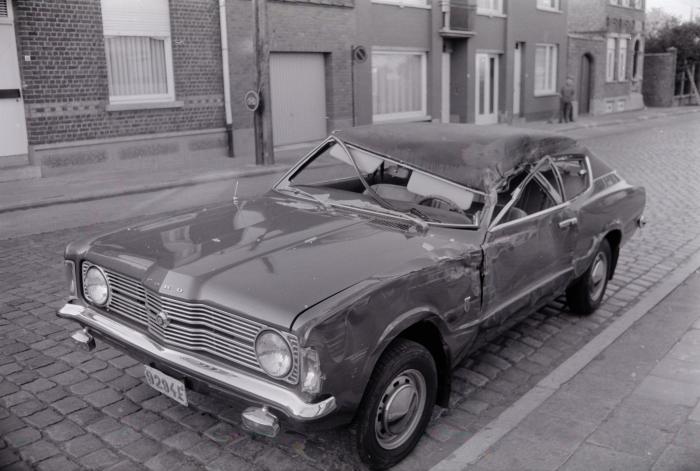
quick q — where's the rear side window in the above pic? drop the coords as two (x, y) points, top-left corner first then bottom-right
(554, 156), (589, 200)
(514, 177), (556, 215)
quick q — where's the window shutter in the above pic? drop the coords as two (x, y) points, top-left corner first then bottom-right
(0, 0), (9, 18)
(101, 0), (170, 37)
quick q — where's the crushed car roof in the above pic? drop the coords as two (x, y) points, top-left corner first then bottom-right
(333, 123), (581, 192)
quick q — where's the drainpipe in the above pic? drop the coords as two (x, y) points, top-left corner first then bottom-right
(219, 0), (234, 157)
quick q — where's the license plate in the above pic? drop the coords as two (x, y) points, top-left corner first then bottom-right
(144, 365), (188, 406)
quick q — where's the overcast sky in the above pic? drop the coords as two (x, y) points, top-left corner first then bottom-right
(646, 0), (700, 20)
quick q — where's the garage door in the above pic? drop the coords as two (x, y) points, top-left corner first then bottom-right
(270, 53), (327, 146)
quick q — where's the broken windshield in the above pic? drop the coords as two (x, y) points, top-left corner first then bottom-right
(276, 139), (484, 228)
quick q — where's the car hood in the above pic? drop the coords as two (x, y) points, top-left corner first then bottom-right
(82, 193), (481, 329)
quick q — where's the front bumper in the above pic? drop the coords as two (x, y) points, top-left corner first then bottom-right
(57, 302), (337, 423)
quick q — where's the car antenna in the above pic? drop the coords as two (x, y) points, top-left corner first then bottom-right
(233, 180), (239, 205)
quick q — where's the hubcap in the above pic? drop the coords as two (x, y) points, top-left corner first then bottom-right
(589, 252), (608, 301)
(375, 369), (427, 450)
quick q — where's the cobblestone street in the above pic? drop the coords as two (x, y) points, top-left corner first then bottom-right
(1, 113), (699, 471)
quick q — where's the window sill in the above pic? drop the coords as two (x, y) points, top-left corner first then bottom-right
(534, 91), (558, 97)
(476, 10), (506, 18)
(106, 100), (184, 112)
(371, 0), (430, 9)
(608, 4), (643, 10)
(536, 7), (563, 13)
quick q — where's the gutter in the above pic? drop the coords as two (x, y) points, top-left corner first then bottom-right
(219, 0), (234, 157)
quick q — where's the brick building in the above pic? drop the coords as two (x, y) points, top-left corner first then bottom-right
(2, 0), (229, 178)
(0, 0), (356, 178)
(2, 0), (628, 180)
(227, 0), (355, 154)
(353, 0), (569, 127)
(567, 0), (645, 116)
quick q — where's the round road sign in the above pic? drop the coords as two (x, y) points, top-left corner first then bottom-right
(353, 46), (367, 63)
(244, 90), (260, 112)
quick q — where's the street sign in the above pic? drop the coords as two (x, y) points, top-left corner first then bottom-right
(244, 90), (260, 112)
(353, 46), (367, 63)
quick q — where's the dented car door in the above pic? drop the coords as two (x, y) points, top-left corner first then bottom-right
(480, 160), (578, 330)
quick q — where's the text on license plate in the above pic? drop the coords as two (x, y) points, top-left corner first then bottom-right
(144, 365), (188, 406)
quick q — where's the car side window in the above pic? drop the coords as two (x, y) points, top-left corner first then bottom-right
(493, 159), (562, 225)
(513, 176), (556, 215)
(553, 155), (589, 201)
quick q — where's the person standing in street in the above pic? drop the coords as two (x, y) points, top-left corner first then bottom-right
(559, 77), (575, 123)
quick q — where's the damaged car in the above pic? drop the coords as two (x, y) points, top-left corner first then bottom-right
(58, 124), (646, 469)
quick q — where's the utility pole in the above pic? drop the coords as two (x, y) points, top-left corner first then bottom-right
(253, 0), (274, 165)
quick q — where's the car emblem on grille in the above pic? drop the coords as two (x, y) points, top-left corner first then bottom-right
(154, 311), (170, 328)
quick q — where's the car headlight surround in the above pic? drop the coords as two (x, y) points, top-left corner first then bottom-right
(255, 330), (293, 378)
(64, 260), (77, 299)
(83, 265), (110, 307)
(300, 346), (323, 395)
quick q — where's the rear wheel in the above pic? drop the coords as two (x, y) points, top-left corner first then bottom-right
(354, 339), (437, 470)
(566, 239), (612, 315)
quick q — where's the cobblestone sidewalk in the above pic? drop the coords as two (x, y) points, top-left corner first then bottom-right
(0, 114), (699, 470)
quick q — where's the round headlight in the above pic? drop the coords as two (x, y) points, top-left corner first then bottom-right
(84, 266), (109, 306)
(255, 331), (292, 378)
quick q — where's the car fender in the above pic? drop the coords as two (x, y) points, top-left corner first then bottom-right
(364, 307), (451, 374)
(573, 219), (623, 278)
(572, 179), (644, 279)
(293, 258), (475, 414)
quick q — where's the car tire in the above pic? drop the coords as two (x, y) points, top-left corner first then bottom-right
(354, 338), (437, 470)
(566, 239), (612, 315)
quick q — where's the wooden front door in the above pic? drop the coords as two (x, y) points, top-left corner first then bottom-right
(579, 54), (592, 115)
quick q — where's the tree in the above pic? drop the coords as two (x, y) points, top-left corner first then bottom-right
(645, 7), (680, 39)
(646, 21), (700, 67)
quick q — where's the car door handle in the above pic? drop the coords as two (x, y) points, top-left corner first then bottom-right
(558, 217), (578, 229)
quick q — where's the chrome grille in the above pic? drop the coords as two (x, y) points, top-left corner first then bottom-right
(81, 262), (299, 384)
(82, 262), (148, 326)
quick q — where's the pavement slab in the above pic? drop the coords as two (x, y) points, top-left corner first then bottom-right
(559, 443), (653, 471)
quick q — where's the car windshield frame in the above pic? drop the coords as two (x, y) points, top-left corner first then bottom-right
(273, 136), (487, 230)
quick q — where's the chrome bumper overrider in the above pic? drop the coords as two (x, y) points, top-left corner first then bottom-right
(57, 303), (336, 422)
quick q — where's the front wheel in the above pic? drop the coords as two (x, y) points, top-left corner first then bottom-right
(566, 239), (612, 315)
(354, 339), (437, 470)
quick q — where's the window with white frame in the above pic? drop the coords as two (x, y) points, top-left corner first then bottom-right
(634, 0), (642, 8)
(372, 50), (427, 122)
(101, 0), (175, 104)
(537, 0), (561, 11)
(621, 0), (630, 6)
(477, 0), (503, 15)
(534, 44), (558, 95)
(618, 39), (627, 81)
(606, 38), (616, 82)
